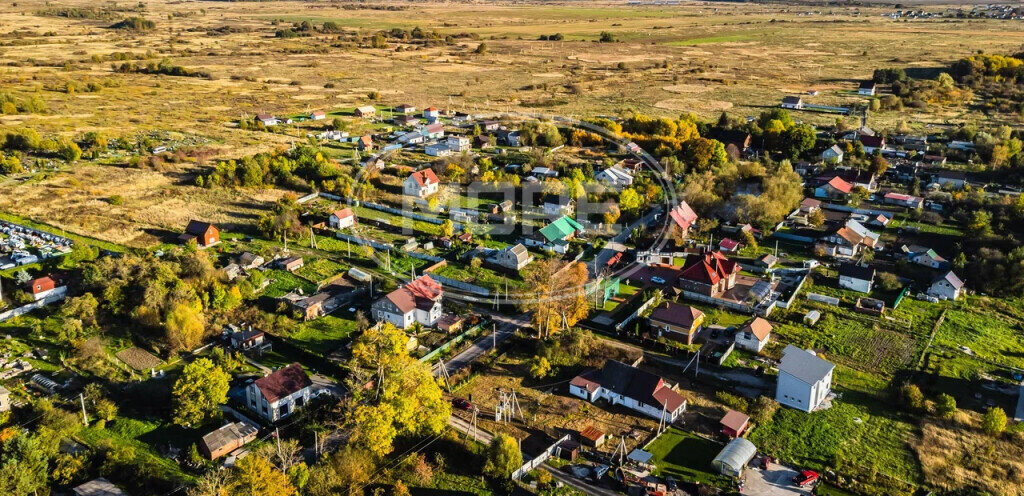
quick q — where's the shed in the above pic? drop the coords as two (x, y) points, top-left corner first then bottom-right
(555, 440), (581, 461)
(804, 310), (821, 326)
(720, 409), (750, 437)
(711, 437), (757, 477)
(627, 449), (654, 466)
(578, 425), (606, 447)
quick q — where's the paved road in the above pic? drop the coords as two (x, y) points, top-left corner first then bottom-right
(448, 414), (619, 496)
(432, 311), (529, 377)
(742, 464), (813, 496)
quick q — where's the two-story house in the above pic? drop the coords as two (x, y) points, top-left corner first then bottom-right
(493, 243), (533, 272)
(404, 169), (440, 198)
(775, 345), (834, 412)
(246, 363), (313, 422)
(648, 302), (705, 345)
(677, 251), (739, 298)
(371, 275), (444, 329)
(734, 317), (772, 353)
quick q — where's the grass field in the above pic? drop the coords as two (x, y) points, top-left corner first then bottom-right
(287, 314), (360, 355)
(646, 428), (731, 488)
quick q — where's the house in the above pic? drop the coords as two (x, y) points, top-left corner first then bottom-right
(543, 194), (575, 217)
(27, 276), (60, 301)
(357, 135), (374, 151)
(0, 386), (10, 413)
(569, 360), (687, 422)
(474, 135), (492, 149)
(371, 275), (444, 329)
(780, 96), (804, 109)
(422, 122), (445, 139)
(445, 135), (470, 152)
(282, 291), (331, 321)
(720, 410), (750, 437)
(871, 213), (890, 228)
(883, 192), (924, 209)
(527, 215), (585, 253)
(329, 208), (356, 229)
(858, 81), (877, 96)
(532, 167), (559, 178)
(73, 478), (130, 496)
(393, 114), (419, 127)
(480, 120), (500, 132)
(814, 176), (852, 200)
(678, 251), (739, 298)
(494, 243), (533, 271)
(860, 134), (886, 153)
(354, 105), (376, 117)
(256, 114), (279, 126)
(648, 302), (705, 345)
(495, 129), (520, 147)
(934, 171), (967, 189)
(397, 131), (425, 145)
(800, 198), (822, 214)
(436, 314), (464, 334)
(718, 237), (741, 253)
(246, 363), (314, 422)
(595, 165), (635, 189)
(836, 168), (878, 191)
(907, 247), (946, 269)
(310, 111), (326, 121)
(928, 270), (964, 300)
(425, 142), (452, 157)
(775, 345), (834, 412)
(423, 106), (440, 121)
(279, 256), (304, 272)
(179, 220), (220, 248)
(404, 169), (440, 198)
(816, 220), (879, 258)
(199, 422), (258, 460)
(395, 104), (416, 115)
(838, 263), (875, 293)
(821, 145), (844, 164)
(756, 253), (778, 269)
(669, 201), (699, 237)
(734, 317), (772, 352)
(230, 329), (269, 353)
(239, 252), (265, 270)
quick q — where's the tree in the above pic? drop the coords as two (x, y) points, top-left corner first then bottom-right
(230, 455), (296, 496)
(965, 210), (992, 238)
(618, 188), (642, 213)
(166, 302), (205, 351)
(440, 219), (454, 237)
(899, 383), (924, 412)
(935, 393), (957, 419)
(0, 433), (49, 496)
(519, 260), (590, 337)
(528, 356), (551, 379)
(598, 31), (616, 42)
(877, 272), (902, 291)
(57, 140), (82, 162)
(350, 323), (450, 457)
(808, 209), (825, 227)
(484, 434), (522, 479)
(172, 358), (229, 427)
(982, 407), (1007, 436)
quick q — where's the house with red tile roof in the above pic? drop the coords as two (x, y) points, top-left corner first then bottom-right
(734, 317), (772, 352)
(814, 176), (853, 200)
(245, 363), (313, 422)
(569, 360), (686, 422)
(677, 251), (740, 298)
(329, 208), (355, 229)
(403, 168), (440, 198)
(371, 275), (444, 329)
(668, 201), (698, 236)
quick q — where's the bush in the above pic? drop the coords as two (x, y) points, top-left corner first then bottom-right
(898, 383), (924, 412)
(982, 407), (1007, 436)
(715, 391), (749, 413)
(935, 393), (956, 419)
(877, 272), (902, 291)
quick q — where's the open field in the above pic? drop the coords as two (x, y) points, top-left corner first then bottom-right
(1, 0), (1023, 244)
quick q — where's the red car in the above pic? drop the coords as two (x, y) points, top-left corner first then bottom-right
(451, 398), (472, 410)
(793, 470), (819, 487)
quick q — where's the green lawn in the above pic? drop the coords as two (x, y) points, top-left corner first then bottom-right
(288, 314), (360, 354)
(646, 428), (731, 487)
(262, 269), (317, 298)
(76, 417), (196, 491)
(295, 258), (347, 285)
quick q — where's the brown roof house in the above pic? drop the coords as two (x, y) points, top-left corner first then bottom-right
(179, 220), (220, 248)
(720, 409), (750, 438)
(733, 317), (772, 353)
(371, 275), (443, 329)
(245, 363), (313, 422)
(648, 302), (705, 345)
(569, 360), (687, 423)
(678, 251), (740, 298)
(199, 422), (258, 460)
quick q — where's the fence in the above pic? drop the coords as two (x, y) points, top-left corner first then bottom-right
(771, 232), (817, 244)
(354, 200), (465, 231)
(419, 320), (489, 364)
(427, 273), (491, 297)
(511, 433), (571, 480)
(0, 289), (66, 323)
(615, 295), (657, 332)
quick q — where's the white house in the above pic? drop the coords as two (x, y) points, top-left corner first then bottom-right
(404, 169), (440, 198)
(928, 271), (964, 300)
(423, 107), (440, 121)
(595, 165), (634, 189)
(821, 145), (844, 164)
(780, 96), (804, 109)
(246, 363), (313, 422)
(310, 111), (326, 121)
(425, 143), (452, 157)
(775, 345), (834, 412)
(329, 208), (356, 229)
(256, 114), (280, 126)
(493, 243), (533, 271)
(858, 81), (877, 96)
(371, 275), (443, 329)
(734, 317), (772, 353)
(838, 263), (875, 294)
(27, 276), (65, 301)
(445, 135), (471, 152)
(570, 360), (687, 422)
(542, 194), (574, 217)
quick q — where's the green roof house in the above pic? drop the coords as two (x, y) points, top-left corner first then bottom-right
(527, 215), (584, 253)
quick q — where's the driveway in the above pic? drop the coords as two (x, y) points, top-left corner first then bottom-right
(432, 311), (528, 378)
(742, 465), (813, 496)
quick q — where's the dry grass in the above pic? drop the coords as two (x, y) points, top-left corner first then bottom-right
(916, 413), (1024, 496)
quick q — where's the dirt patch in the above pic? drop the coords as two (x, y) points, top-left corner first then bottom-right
(116, 347), (163, 371)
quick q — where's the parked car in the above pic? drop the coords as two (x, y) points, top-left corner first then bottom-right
(650, 276), (665, 285)
(793, 470), (819, 487)
(451, 398), (472, 410)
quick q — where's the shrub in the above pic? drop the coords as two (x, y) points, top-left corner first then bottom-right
(715, 391), (749, 413)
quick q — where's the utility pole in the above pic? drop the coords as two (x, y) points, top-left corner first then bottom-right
(275, 427), (283, 463)
(79, 393), (88, 425)
(437, 359), (452, 393)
